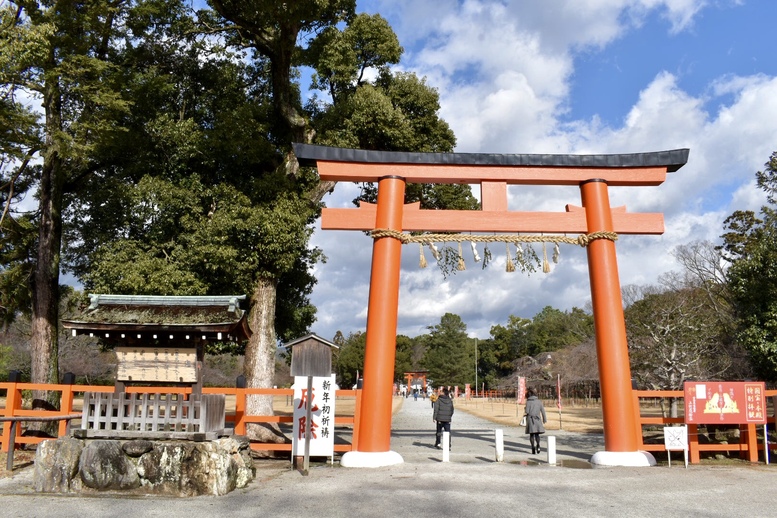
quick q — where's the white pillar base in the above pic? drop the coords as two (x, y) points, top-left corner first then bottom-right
(547, 435), (557, 465)
(590, 450), (656, 467)
(340, 450), (404, 468)
(494, 429), (504, 462)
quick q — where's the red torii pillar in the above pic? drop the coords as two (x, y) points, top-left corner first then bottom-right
(294, 143), (689, 468)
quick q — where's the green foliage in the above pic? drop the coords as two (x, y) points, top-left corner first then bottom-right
(718, 210), (764, 263)
(723, 152), (777, 380)
(375, 71), (455, 153)
(0, 343), (11, 379)
(726, 211), (777, 379)
(394, 334), (414, 381)
(306, 13), (401, 103)
(491, 307), (593, 360)
(489, 315), (531, 359)
(208, 0), (356, 143)
(0, 6), (49, 324)
(60, 11), (323, 340)
(0, 214), (37, 325)
(422, 313), (474, 387)
(0, 6), (54, 85)
(80, 175), (319, 338)
(525, 306), (595, 354)
(2, 1), (468, 397)
(334, 331), (366, 387)
(756, 152), (777, 205)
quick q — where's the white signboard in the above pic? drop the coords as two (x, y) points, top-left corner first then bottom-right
(663, 425), (688, 468)
(292, 375), (336, 457)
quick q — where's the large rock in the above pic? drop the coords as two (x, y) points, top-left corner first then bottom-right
(80, 440), (140, 490)
(33, 437), (84, 492)
(136, 438), (255, 496)
(33, 436), (254, 496)
(122, 439), (154, 457)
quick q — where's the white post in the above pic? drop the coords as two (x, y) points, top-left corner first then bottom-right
(765, 423), (769, 465)
(547, 435), (557, 465)
(495, 429), (504, 462)
(442, 431), (450, 462)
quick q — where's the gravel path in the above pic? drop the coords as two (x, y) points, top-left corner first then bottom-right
(2, 396), (776, 517)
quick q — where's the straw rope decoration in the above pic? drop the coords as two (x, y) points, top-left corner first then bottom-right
(505, 243), (515, 272)
(371, 229), (618, 277)
(542, 242), (551, 273)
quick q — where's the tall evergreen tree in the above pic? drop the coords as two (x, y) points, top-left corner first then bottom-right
(723, 152), (777, 380)
(0, 1), (142, 408)
(422, 313), (473, 387)
(191, 3), (468, 439)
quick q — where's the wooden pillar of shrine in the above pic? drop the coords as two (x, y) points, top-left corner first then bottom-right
(342, 176), (406, 466)
(580, 180), (640, 453)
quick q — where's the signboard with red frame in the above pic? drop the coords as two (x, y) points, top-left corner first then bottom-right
(684, 381), (766, 425)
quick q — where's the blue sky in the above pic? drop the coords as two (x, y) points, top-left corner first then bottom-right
(306, 0), (777, 342)
(567, 1), (776, 125)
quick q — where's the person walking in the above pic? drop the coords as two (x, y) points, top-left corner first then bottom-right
(433, 387), (454, 449)
(429, 390), (438, 408)
(524, 388), (547, 454)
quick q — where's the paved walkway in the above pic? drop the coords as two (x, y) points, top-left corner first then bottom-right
(2, 397), (777, 517)
(391, 395), (602, 465)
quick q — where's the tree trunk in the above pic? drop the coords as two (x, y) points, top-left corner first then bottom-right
(29, 68), (65, 425)
(243, 275), (286, 443)
(670, 397), (680, 419)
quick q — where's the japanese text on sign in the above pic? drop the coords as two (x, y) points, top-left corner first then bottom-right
(684, 381), (766, 425)
(292, 375), (336, 456)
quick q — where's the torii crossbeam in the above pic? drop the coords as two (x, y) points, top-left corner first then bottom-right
(295, 143), (689, 468)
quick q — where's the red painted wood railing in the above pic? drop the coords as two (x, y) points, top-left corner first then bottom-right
(1, 382), (361, 454)
(632, 389), (777, 464)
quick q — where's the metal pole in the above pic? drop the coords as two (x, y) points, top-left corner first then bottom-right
(474, 338), (478, 398)
(765, 423), (769, 465)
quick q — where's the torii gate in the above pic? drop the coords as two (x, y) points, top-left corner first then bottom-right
(294, 143), (689, 468)
(403, 371), (429, 394)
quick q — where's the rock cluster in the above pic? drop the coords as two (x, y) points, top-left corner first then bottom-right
(33, 436), (255, 496)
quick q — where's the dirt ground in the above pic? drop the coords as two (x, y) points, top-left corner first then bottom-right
(455, 397), (605, 433)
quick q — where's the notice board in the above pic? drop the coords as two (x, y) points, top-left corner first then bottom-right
(684, 381), (766, 425)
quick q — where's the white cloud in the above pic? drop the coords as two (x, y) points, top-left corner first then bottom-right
(634, 0), (708, 34)
(307, 0), (773, 340)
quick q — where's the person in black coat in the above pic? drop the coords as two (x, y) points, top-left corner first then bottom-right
(524, 388), (547, 454)
(433, 387), (454, 449)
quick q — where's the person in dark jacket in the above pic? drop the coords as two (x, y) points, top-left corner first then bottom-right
(433, 387), (454, 449)
(524, 388), (547, 454)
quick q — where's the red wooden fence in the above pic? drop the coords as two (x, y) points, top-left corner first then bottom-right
(1, 381), (361, 454)
(4, 382), (775, 464)
(633, 389), (777, 464)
